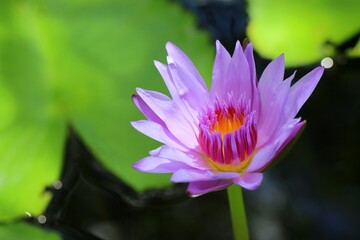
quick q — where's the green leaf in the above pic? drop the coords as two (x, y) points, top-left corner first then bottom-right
(0, 223), (60, 240)
(47, 0), (214, 191)
(0, 121), (65, 221)
(247, 0), (360, 66)
(347, 39), (360, 58)
(0, 1), (66, 221)
(0, 0), (213, 221)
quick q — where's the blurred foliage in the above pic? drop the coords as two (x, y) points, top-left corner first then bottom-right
(0, 222), (60, 240)
(348, 39), (360, 57)
(0, 0), (213, 221)
(247, 0), (360, 66)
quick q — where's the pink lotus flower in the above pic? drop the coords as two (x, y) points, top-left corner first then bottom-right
(132, 41), (324, 196)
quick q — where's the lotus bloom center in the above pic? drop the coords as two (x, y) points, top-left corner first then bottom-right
(198, 96), (257, 172)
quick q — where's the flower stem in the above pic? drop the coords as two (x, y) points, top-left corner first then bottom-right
(227, 185), (249, 240)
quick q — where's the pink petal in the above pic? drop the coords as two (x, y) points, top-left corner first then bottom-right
(133, 156), (190, 173)
(233, 173), (263, 190)
(277, 120), (306, 152)
(258, 54), (285, 96)
(224, 41), (251, 101)
(171, 169), (212, 182)
(264, 118), (302, 151)
(243, 43), (257, 87)
(285, 66), (324, 119)
(131, 120), (187, 151)
(249, 118), (303, 172)
(257, 72), (296, 146)
(153, 60), (178, 101)
(170, 169), (239, 183)
(210, 40), (232, 99)
(132, 94), (163, 123)
(166, 42), (208, 91)
(166, 56), (210, 111)
(187, 180), (232, 196)
(136, 88), (198, 148)
(150, 145), (209, 170)
(246, 143), (279, 172)
(243, 43), (260, 118)
(154, 60), (199, 122)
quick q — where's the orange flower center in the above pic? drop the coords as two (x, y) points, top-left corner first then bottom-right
(198, 99), (257, 172)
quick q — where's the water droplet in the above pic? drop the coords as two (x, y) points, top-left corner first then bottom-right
(25, 212), (31, 218)
(38, 215), (47, 224)
(53, 180), (63, 190)
(321, 57), (333, 69)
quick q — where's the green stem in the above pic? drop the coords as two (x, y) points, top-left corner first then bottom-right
(227, 185), (249, 240)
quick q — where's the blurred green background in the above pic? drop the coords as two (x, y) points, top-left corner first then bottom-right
(0, 0), (359, 239)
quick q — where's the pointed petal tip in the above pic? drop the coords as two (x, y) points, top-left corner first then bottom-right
(131, 93), (138, 101)
(278, 53), (285, 62)
(135, 87), (145, 94)
(234, 40), (242, 53)
(133, 159), (151, 172)
(316, 65), (325, 74)
(165, 41), (175, 50)
(215, 40), (226, 52)
(132, 161), (142, 171)
(153, 59), (161, 66)
(166, 42), (183, 59)
(244, 41), (253, 51)
(130, 120), (139, 128)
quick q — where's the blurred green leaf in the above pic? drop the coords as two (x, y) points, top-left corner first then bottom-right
(247, 0), (360, 66)
(0, 222), (60, 240)
(347, 39), (360, 57)
(0, 121), (65, 221)
(0, 0), (213, 221)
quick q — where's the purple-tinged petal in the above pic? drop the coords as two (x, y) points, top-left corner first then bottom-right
(171, 169), (239, 183)
(224, 41), (252, 101)
(154, 60), (199, 122)
(257, 71), (296, 146)
(233, 173), (263, 190)
(133, 156), (191, 173)
(277, 120), (306, 153)
(166, 42), (208, 90)
(136, 88), (198, 148)
(171, 169), (212, 182)
(210, 40), (232, 99)
(166, 56), (210, 110)
(284, 66), (324, 119)
(212, 171), (240, 179)
(259, 121), (306, 172)
(246, 143), (279, 172)
(131, 120), (188, 151)
(153, 61), (178, 100)
(256, 55), (285, 142)
(188, 180), (232, 196)
(258, 54), (285, 95)
(244, 43), (260, 118)
(243, 43), (257, 86)
(150, 145), (210, 170)
(257, 55), (285, 121)
(265, 117), (301, 150)
(132, 94), (163, 123)
(251, 118), (303, 172)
